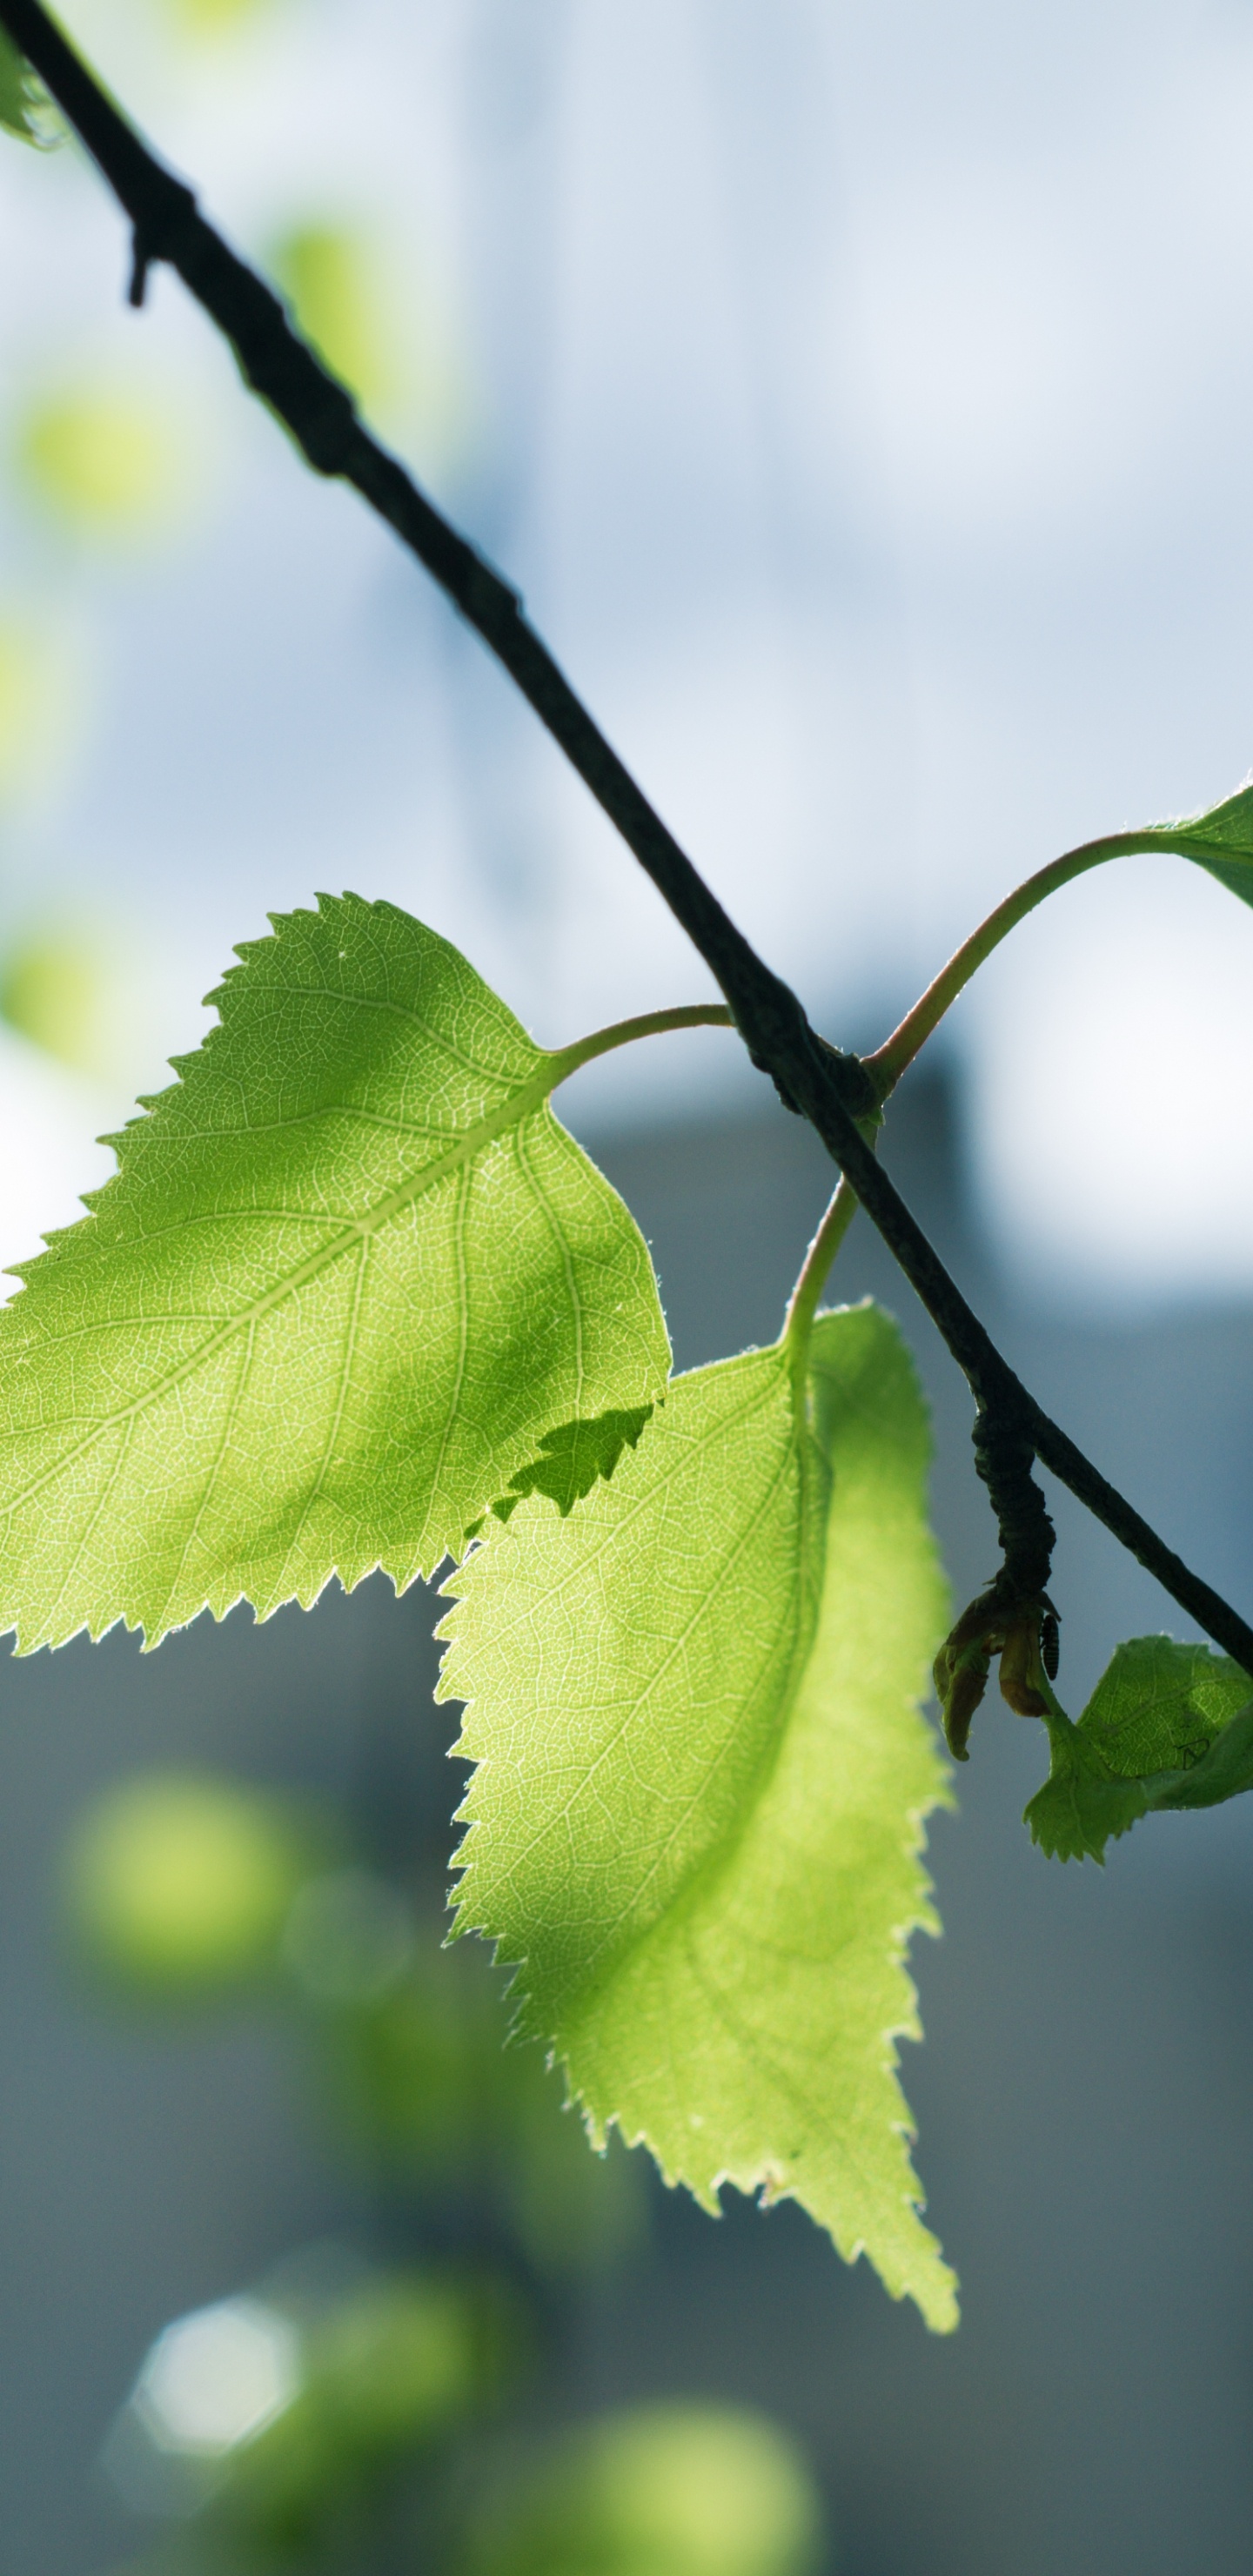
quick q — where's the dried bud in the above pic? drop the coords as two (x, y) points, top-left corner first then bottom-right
(936, 1641), (991, 1761)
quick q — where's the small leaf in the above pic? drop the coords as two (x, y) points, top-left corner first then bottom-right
(0, 896), (669, 1648)
(441, 1304), (956, 2331)
(1025, 1636), (1253, 1862)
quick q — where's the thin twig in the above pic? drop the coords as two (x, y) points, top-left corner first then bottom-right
(4, 0), (1252, 1680)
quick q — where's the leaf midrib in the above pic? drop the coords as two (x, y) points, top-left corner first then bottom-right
(461, 1354), (834, 2013)
(504, 1357), (839, 2026)
(478, 1407), (797, 1942)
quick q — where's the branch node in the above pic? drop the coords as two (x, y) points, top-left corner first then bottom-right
(934, 1400), (1058, 1759)
(812, 1035), (881, 1127)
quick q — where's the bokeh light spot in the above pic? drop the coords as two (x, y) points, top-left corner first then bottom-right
(135, 2298), (301, 2456)
(17, 386), (192, 536)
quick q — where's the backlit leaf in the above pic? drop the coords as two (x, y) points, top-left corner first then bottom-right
(1026, 1635), (1253, 1862)
(441, 1304), (956, 2331)
(0, 896), (668, 1648)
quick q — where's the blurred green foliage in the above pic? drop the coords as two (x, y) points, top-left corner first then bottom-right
(0, 933), (99, 1065)
(64, 1774), (314, 1996)
(0, 926), (132, 1075)
(64, 1768), (828, 2575)
(17, 386), (191, 535)
(157, 0), (280, 31)
(205, 2274), (519, 2556)
(271, 226), (391, 411)
(461, 2407), (824, 2576)
(0, 620), (73, 807)
(290, 1871), (644, 2276)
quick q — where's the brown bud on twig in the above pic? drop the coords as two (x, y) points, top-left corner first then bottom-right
(933, 1591), (1060, 1757)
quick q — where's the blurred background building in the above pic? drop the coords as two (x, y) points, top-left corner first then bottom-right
(3, 1), (1253, 2570)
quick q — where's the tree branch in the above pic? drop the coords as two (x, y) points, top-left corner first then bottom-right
(5, 0), (1252, 1698)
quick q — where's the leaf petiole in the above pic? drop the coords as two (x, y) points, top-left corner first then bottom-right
(864, 822), (1249, 1097)
(781, 1177), (858, 1384)
(546, 1002), (734, 1087)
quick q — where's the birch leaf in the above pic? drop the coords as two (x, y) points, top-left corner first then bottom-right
(0, 896), (668, 1648)
(1026, 1636), (1253, 1863)
(441, 1304), (956, 2331)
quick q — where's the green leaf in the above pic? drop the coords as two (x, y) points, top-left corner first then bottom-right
(1022, 1722), (1150, 1865)
(1079, 1633), (1251, 1774)
(0, 896), (669, 1649)
(1156, 776), (1253, 907)
(1025, 1635), (1253, 1862)
(0, 27), (37, 140)
(441, 1303), (956, 2331)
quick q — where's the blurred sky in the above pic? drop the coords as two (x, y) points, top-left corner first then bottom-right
(3, 0), (1253, 1299)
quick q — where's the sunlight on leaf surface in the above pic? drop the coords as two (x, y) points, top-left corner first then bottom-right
(442, 1304), (956, 2330)
(0, 896), (668, 1648)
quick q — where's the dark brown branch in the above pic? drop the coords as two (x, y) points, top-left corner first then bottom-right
(5, 0), (1253, 1685)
